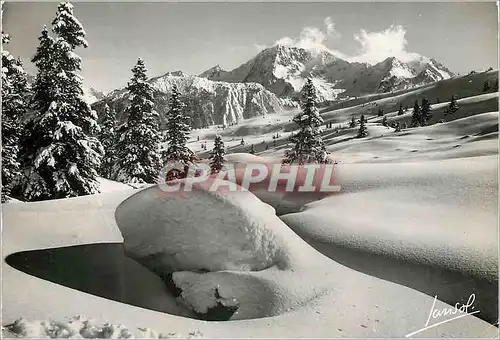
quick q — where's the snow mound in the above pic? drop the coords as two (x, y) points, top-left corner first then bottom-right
(115, 178), (300, 273)
(3, 316), (203, 339)
(281, 156), (498, 280)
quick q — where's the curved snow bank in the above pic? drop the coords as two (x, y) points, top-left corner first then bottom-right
(3, 315), (203, 339)
(281, 155), (498, 322)
(115, 178), (306, 273)
(282, 155), (498, 279)
(3, 189), (498, 337)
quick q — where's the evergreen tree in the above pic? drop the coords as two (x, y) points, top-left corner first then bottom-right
(493, 79), (499, 92)
(358, 114), (366, 124)
(283, 78), (328, 165)
(115, 58), (161, 183)
(398, 103), (404, 116)
(382, 115), (388, 127)
(394, 122), (401, 133)
(249, 144), (256, 155)
(447, 95), (459, 114)
(421, 98), (432, 125)
(240, 138), (245, 145)
(411, 100), (421, 127)
(349, 116), (356, 128)
(17, 4), (103, 201)
(377, 107), (384, 117)
(483, 81), (491, 92)
(209, 135), (225, 174)
(163, 84), (195, 169)
(1, 32), (30, 202)
(98, 103), (117, 178)
(357, 119), (368, 138)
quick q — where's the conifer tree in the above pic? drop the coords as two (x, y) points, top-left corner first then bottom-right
(357, 118), (368, 138)
(398, 103), (404, 116)
(421, 98), (432, 125)
(358, 114), (366, 124)
(1, 32), (30, 202)
(411, 100), (421, 127)
(382, 115), (388, 127)
(349, 116), (356, 128)
(493, 79), (499, 92)
(249, 144), (256, 155)
(377, 107), (384, 117)
(98, 103), (117, 178)
(115, 58), (161, 183)
(163, 84), (195, 168)
(394, 122), (401, 133)
(240, 138), (245, 145)
(209, 135), (225, 174)
(17, 4), (103, 201)
(447, 95), (459, 114)
(483, 81), (491, 92)
(283, 78), (327, 165)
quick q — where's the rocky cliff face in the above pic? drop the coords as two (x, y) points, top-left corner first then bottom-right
(93, 73), (285, 129)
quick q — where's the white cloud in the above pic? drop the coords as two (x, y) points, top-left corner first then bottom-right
(254, 20), (420, 65)
(256, 17), (344, 57)
(348, 25), (422, 64)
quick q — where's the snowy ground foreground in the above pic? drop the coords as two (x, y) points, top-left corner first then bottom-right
(98, 177), (135, 193)
(2, 316), (203, 339)
(2, 184), (498, 338)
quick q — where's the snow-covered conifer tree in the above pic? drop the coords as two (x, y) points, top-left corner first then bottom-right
(398, 103), (404, 116)
(209, 135), (225, 174)
(98, 103), (117, 178)
(447, 95), (459, 114)
(283, 78), (327, 165)
(17, 3), (103, 201)
(411, 100), (421, 127)
(114, 58), (161, 183)
(1, 32), (30, 202)
(349, 116), (356, 128)
(420, 98), (432, 125)
(357, 118), (368, 138)
(163, 84), (195, 168)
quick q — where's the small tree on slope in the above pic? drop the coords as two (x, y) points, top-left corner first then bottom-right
(164, 84), (195, 168)
(349, 116), (356, 128)
(411, 100), (421, 127)
(420, 98), (432, 125)
(1, 33), (30, 202)
(398, 103), (404, 116)
(98, 103), (117, 178)
(115, 58), (161, 183)
(357, 118), (368, 138)
(17, 4), (103, 201)
(209, 135), (225, 174)
(447, 95), (459, 114)
(283, 78), (328, 165)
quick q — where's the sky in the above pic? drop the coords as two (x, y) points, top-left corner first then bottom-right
(3, 1), (498, 92)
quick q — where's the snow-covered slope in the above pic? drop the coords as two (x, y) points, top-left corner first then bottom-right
(200, 45), (454, 102)
(96, 74), (286, 128)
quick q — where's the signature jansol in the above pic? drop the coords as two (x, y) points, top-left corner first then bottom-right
(405, 293), (480, 338)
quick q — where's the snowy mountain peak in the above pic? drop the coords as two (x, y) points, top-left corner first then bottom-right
(161, 70), (186, 77)
(198, 64), (229, 79)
